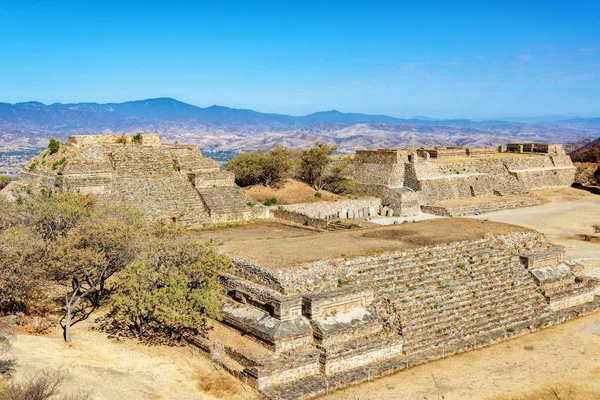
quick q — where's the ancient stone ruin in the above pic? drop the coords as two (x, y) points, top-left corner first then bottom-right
(4, 135), (598, 399)
(349, 143), (576, 217)
(193, 219), (599, 399)
(11, 134), (266, 226)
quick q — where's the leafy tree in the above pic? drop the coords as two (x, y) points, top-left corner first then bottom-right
(261, 145), (297, 187)
(48, 138), (60, 155)
(26, 192), (94, 243)
(323, 156), (356, 194)
(107, 221), (231, 344)
(0, 227), (47, 315)
(227, 152), (266, 186)
(47, 217), (138, 346)
(227, 145), (296, 187)
(298, 141), (338, 190)
(0, 175), (11, 191)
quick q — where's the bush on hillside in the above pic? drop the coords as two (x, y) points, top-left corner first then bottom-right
(48, 138), (60, 155)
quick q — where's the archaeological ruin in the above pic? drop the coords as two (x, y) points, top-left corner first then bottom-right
(349, 143), (576, 217)
(194, 219), (599, 399)
(6, 134), (266, 226)
(2, 135), (598, 399)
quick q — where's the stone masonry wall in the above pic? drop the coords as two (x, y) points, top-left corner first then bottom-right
(277, 199), (381, 220)
(421, 197), (541, 217)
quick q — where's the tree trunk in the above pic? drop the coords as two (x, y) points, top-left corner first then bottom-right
(64, 294), (72, 347)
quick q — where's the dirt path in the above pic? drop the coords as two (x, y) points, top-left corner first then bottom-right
(8, 322), (260, 400)
(327, 312), (600, 400)
(468, 188), (600, 272)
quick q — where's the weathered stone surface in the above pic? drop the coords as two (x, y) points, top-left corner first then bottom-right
(12, 134), (264, 227)
(348, 143), (576, 216)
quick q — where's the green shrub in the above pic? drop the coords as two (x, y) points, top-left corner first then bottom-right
(263, 197), (277, 206)
(28, 162), (37, 171)
(132, 133), (142, 143)
(507, 328), (515, 333)
(314, 192), (322, 198)
(0, 175), (11, 190)
(246, 201), (256, 208)
(48, 138), (60, 154)
(52, 157), (67, 170)
(337, 277), (348, 288)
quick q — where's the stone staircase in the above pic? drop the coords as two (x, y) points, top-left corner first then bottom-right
(109, 147), (210, 227)
(351, 243), (550, 355)
(196, 186), (250, 217)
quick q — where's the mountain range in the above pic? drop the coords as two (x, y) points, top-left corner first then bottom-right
(1, 98), (599, 152)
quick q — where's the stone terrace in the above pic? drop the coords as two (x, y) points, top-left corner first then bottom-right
(192, 219), (600, 399)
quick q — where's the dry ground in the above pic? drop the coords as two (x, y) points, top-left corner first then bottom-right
(7, 320), (260, 400)
(243, 178), (344, 205)
(471, 187), (600, 268)
(427, 194), (538, 208)
(327, 311), (600, 400)
(210, 219), (530, 269)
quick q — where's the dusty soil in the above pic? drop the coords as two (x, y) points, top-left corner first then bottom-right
(470, 187), (600, 263)
(327, 311), (600, 400)
(192, 221), (317, 243)
(215, 219), (530, 269)
(7, 321), (260, 400)
(428, 194), (537, 207)
(243, 178), (344, 205)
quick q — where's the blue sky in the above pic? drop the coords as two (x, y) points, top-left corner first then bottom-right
(0, 0), (599, 118)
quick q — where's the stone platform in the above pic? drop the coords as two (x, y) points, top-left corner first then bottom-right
(190, 219), (600, 399)
(421, 195), (542, 216)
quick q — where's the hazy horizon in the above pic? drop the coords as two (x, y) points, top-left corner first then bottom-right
(2, 97), (597, 121)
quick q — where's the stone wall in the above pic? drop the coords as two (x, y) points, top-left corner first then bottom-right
(13, 135), (263, 227)
(67, 134), (161, 147)
(350, 144), (575, 212)
(351, 184), (420, 217)
(421, 197), (541, 217)
(276, 199), (381, 220)
(199, 229), (600, 399)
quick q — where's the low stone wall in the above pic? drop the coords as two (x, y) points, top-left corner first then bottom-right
(67, 134), (161, 147)
(352, 184), (420, 217)
(303, 287), (374, 318)
(276, 199), (381, 220)
(271, 209), (330, 230)
(421, 197), (541, 216)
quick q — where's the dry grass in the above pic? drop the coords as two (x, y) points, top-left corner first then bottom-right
(428, 194), (537, 207)
(530, 187), (598, 203)
(487, 383), (600, 400)
(215, 219), (530, 269)
(328, 312), (600, 400)
(243, 178), (344, 205)
(192, 221), (316, 243)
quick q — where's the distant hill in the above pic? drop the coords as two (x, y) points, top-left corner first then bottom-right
(571, 137), (600, 163)
(1, 98), (599, 152)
